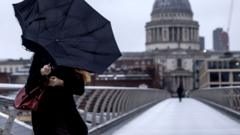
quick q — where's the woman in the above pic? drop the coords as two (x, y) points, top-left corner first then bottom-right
(25, 50), (89, 135)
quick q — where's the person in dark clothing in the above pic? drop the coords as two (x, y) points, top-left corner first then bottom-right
(25, 51), (88, 135)
(177, 84), (184, 103)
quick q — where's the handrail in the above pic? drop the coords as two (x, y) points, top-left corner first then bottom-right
(0, 83), (161, 91)
(199, 86), (240, 91)
(0, 83), (170, 135)
(191, 87), (240, 113)
(0, 83), (23, 90)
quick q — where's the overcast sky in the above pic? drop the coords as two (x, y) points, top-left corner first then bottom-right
(0, 0), (239, 59)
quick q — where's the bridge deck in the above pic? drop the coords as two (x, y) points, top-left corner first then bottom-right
(107, 98), (240, 135)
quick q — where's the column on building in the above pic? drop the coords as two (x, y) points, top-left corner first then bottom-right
(174, 76), (178, 91)
(195, 28), (199, 42)
(185, 77), (189, 90)
(162, 27), (169, 41)
(174, 27), (178, 42)
(171, 27), (175, 42)
(146, 29), (151, 43)
(149, 28), (152, 43)
(169, 27), (172, 42)
(182, 76), (185, 90)
(176, 27), (179, 42)
(175, 77), (180, 89)
(189, 77), (193, 91)
(191, 28), (194, 42)
(180, 27), (183, 42)
(194, 28), (197, 42)
(152, 28), (155, 43)
(182, 27), (186, 42)
(192, 28), (195, 42)
(183, 77), (185, 90)
(186, 28), (189, 41)
(189, 27), (192, 41)
(159, 28), (162, 41)
(156, 28), (159, 42)
(155, 28), (158, 43)
(150, 28), (153, 43)
(184, 27), (189, 42)
(153, 28), (156, 43)
(189, 28), (191, 42)
(192, 28), (194, 42)
(174, 27), (177, 42)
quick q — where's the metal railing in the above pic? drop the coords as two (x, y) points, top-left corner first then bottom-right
(191, 86), (240, 113)
(0, 83), (170, 135)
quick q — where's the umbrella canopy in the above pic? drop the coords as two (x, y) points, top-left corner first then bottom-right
(13, 0), (121, 73)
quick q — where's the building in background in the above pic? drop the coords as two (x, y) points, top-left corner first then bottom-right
(146, 0), (200, 51)
(199, 52), (240, 88)
(0, 0), (238, 92)
(0, 59), (30, 74)
(0, 58), (30, 83)
(0, 73), (11, 83)
(199, 36), (205, 51)
(91, 52), (164, 88)
(193, 59), (204, 89)
(144, 0), (205, 94)
(98, 0), (206, 94)
(213, 28), (229, 52)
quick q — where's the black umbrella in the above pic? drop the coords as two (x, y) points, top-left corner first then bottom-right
(13, 0), (121, 73)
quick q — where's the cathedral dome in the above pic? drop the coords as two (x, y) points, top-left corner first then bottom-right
(146, 0), (200, 52)
(152, 0), (193, 16)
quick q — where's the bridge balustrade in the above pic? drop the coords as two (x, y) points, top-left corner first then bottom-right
(191, 87), (240, 113)
(0, 83), (170, 135)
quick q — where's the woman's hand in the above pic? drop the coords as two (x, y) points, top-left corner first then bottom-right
(40, 64), (52, 76)
(48, 76), (64, 87)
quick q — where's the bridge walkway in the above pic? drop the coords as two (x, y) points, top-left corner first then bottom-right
(102, 98), (240, 135)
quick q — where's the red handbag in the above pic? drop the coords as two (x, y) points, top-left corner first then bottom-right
(14, 86), (44, 111)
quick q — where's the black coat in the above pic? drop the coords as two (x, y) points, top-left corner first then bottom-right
(25, 52), (88, 135)
(177, 86), (184, 96)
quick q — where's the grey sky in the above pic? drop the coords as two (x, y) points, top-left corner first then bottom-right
(0, 0), (239, 59)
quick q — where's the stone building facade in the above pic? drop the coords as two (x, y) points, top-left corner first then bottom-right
(144, 0), (205, 93)
(146, 0), (200, 51)
(107, 0), (207, 94)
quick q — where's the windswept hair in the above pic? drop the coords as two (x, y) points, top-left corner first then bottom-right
(75, 69), (91, 84)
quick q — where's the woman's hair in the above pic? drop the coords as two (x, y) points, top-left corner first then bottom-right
(75, 69), (91, 84)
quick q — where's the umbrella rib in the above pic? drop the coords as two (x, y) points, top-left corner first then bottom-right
(61, 43), (114, 55)
(39, 17), (66, 39)
(71, 49), (113, 56)
(24, 1), (37, 26)
(38, 0), (72, 14)
(36, 0), (72, 38)
(40, 16), (66, 38)
(43, 20), (57, 38)
(63, 22), (108, 39)
(61, 0), (74, 30)
(40, 17), (65, 32)
(63, 16), (108, 32)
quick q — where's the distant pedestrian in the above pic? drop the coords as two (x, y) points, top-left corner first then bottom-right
(177, 84), (184, 102)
